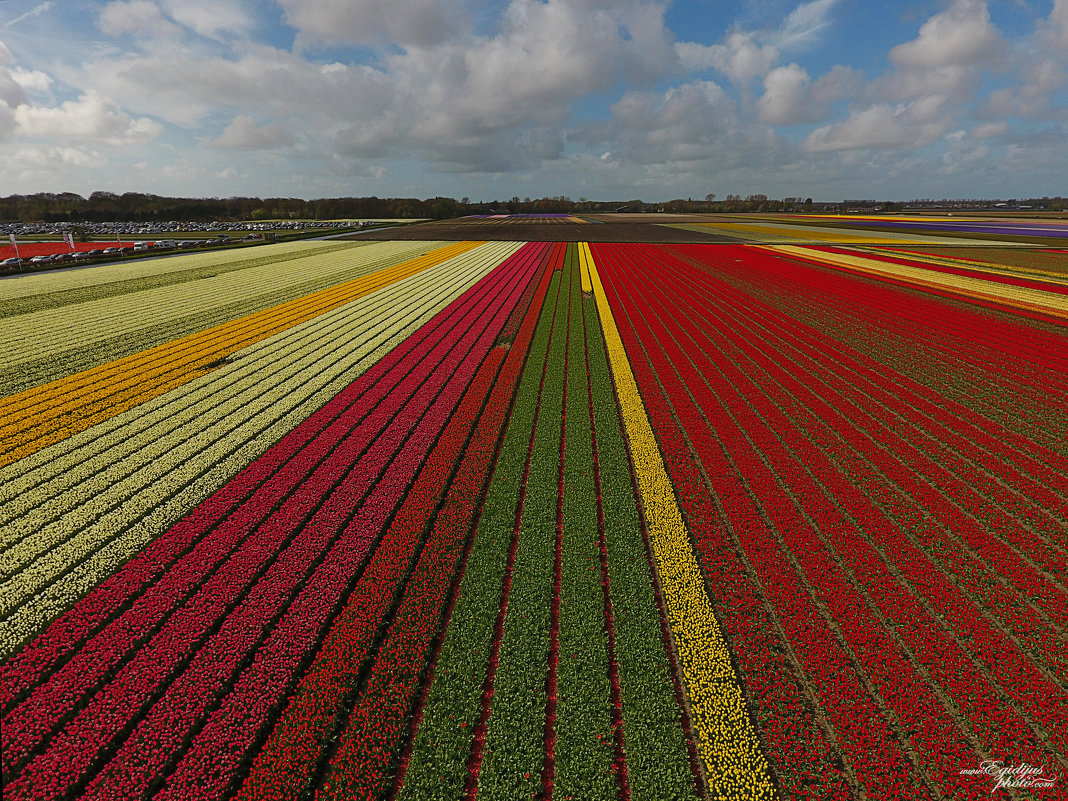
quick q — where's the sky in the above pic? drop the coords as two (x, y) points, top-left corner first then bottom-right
(0, 0), (1066, 202)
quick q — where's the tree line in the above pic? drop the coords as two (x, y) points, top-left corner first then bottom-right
(2, 192), (1063, 223)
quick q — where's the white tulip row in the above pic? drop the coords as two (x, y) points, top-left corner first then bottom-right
(0, 240), (346, 301)
(0, 242), (520, 657)
(0, 242), (511, 552)
(0, 244), (506, 527)
(1, 240), (441, 369)
(0, 241), (459, 444)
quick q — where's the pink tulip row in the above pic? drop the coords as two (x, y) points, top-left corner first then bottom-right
(213, 241), (549, 801)
(3, 250), (513, 763)
(147, 244), (544, 801)
(1, 247), (538, 800)
(304, 247), (557, 801)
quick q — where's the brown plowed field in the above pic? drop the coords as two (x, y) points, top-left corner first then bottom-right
(345, 215), (733, 243)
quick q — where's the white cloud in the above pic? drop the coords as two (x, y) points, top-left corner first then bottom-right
(160, 0), (253, 39)
(278, 0), (468, 48)
(803, 96), (954, 151)
(13, 91), (162, 144)
(756, 63), (811, 124)
(10, 68), (52, 94)
(771, 0), (839, 50)
(888, 0), (1004, 70)
(3, 2), (53, 30)
(677, 32), (779, 87)
(0, 43), (30, 136)
(2, 145), (101, 180)
(677, 0), (840, 89)
(593, 80), (778, 169)
(938, 129), (991, 175)
(970, 121), (1009, 139)
(213, 114), (295, 149)
(982, 59), (1067, 120)
(1039, 0), (1068, 54)
(97, 1), (183, 40)
(757, 63), (858, 125)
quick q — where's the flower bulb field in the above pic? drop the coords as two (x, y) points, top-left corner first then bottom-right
(1, 215), (1066, 801)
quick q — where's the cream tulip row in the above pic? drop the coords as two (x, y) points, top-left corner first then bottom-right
(0, 253), (480, 555)
(0, 240), (440, 370)
(0, 243), (518, 657)
(0, 245), (498, 530)
(583, 243), (776, 800)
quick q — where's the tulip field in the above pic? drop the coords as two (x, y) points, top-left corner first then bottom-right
(1, 232), (1066, 800)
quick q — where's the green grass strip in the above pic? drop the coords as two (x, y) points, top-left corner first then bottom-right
(584, 293), (701, 801)
(555, 245), (616, 799)
(397, 268), (564, 801)
(475, 253), (572, 801)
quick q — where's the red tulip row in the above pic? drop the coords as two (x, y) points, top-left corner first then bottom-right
(1, 248), (538, 800)
(777, 246), (1068, 393)
(590, 243), (854, 800)
(705, 252), (1068, 755)
(233, 241), (555, 801)
(618, 244), (1062, 796)
(672, 247), (1068, 588)
(702, 261), (1067, 598)
(601, 244), (931, 798)
(595, 243), (1067, 793)
(398, 247), (568, 801)
(661, 245), (1068, 712)
(693, 243), (1068, 458)
(678, 243), (1068, 469)
(679, 248), (1068, 677)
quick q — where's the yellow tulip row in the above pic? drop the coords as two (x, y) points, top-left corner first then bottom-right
(583, 242), (776, 800)
(0, 242), (482, 469)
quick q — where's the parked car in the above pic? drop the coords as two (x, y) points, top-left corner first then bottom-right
(0, 257), (23, 269)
